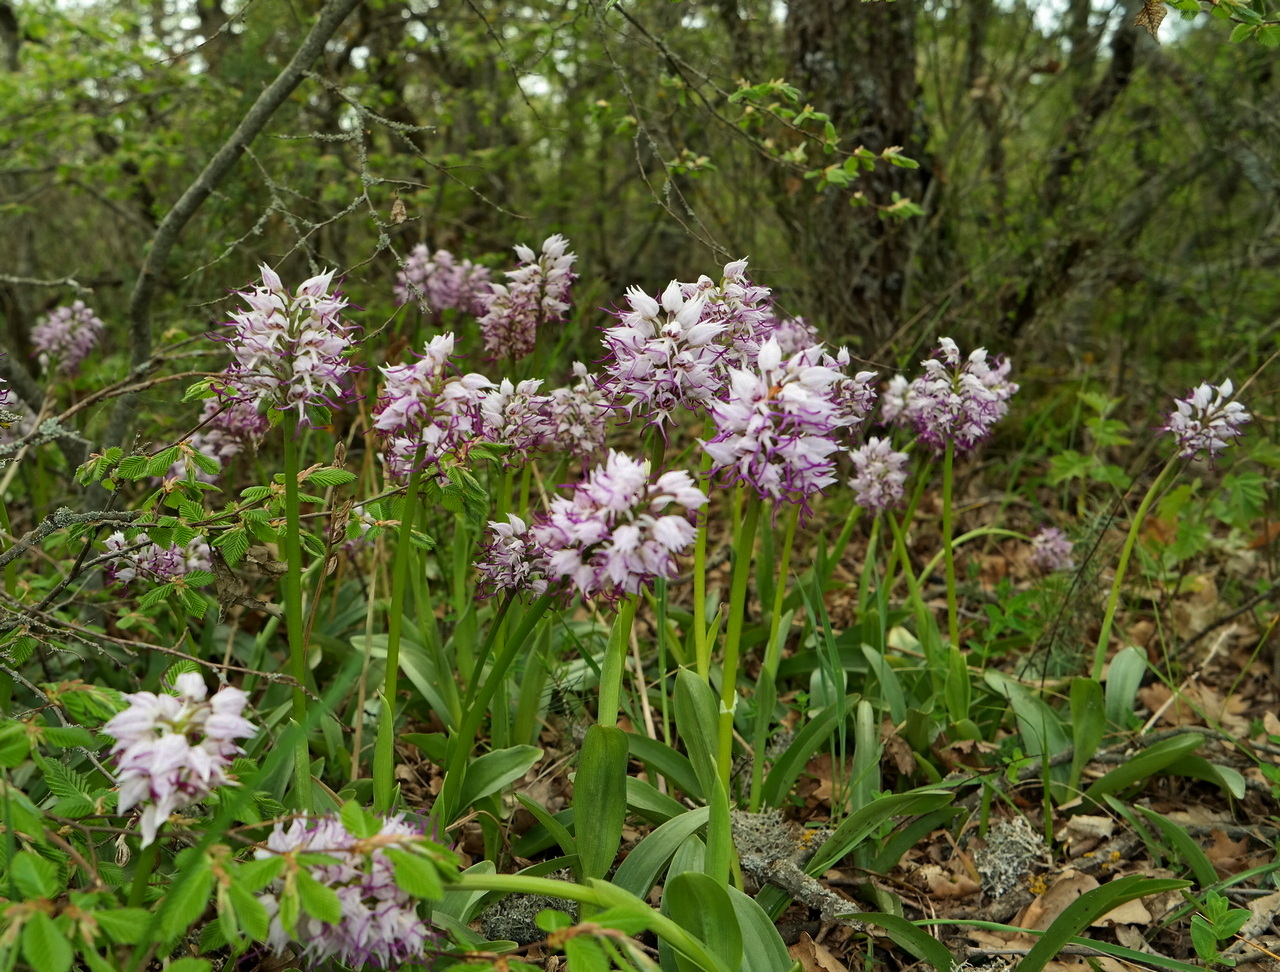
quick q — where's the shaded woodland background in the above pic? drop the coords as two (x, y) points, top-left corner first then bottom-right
(0, 0), (1276, 438)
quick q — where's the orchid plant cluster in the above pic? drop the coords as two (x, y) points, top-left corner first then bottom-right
(31, 300), (105, 375)
(5, 231), (1260, 972)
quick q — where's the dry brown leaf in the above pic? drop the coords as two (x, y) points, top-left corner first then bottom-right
(1057, 815), (1116, 856)
(917, 863), (981, 899)
(1207, 829), (1252, 877)
(1134, 0), (1167, 41)
(1092, 894), (1153, 926)
(788, 933), (850, 972)
(1262, 711), (1280, 738)
(1019, 871), (1099, 930)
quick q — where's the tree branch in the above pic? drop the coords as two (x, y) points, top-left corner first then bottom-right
(102, 0), (363, 454)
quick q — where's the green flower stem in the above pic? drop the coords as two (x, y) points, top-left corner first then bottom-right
(763, 501), (799, 678)
(886, 512), (925, 608)
(282, 415), (312, 809)
(451, 511), (475, 683)
(1092, 458), (1178, 681)
(717, 489), (761, 790)
(435, 593), (553, 825)
(828, 502), (862, 581)
(882, 459), (931, 602)
(517, 461), (534, 520)
(463, 595), (514, 710)
(597, 595), (639, 728)
(942, 440), (960, 648)
(127, 836), (160, 907)
(372, 447), (426, 812)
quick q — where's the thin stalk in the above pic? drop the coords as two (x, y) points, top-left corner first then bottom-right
(282, 415), (312, 809)
(1092, 458), (1178, 680)
(597, 595), (639, 727)
(941, 440), (960, 648)
(763, 501), (799, 678)
(717, 490), (761, 790)
(127, 838), (160, 907)
(693, 420), (715, 679)
(372, 448), (425, 812)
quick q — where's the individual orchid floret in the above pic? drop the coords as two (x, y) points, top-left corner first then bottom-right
(1029, 526), (1076, 572)
(31, 301), (105, 374)
(849, 437), (909, 512)
(480, 378), (553, 463)
(540, 362), (609, 461)
(1163, 379), (1250, 461)
(765, 316), (822, 356)
(104, 532), (210, 587)
(475, 515), (552, 598)
(256, 812), (436, 968)
(219, 265), (362, 425)
(532, 451), (706, 599)
(600, 280), (719, 427)
(394, 245), (492, 316)
(102, 672), (256, 846)
(886, 337), (1017, 454)
(702, 338), (862, 512)
(478, 234), (576, 360)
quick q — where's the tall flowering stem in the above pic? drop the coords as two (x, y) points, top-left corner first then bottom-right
(941, 440), (960, 649)
(374, 446), (426, 813)
(597, 595), (640, 728)
(717, 489), (761, 790)
(764, 501), (800, 678)
(282, 414), (312, 810)
(1091, 458), (1176, 681)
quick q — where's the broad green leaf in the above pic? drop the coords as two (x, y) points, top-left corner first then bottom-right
(457, 745), (543, 810)
(515, 794), (578, 862)
(436, 860), (497, 923)
(862, 646), (906, 725)
(673, 669), (720, 800)
(1167, 755), (1246, 799)
(761, 698), (850, 808)
(385, 847), (444, 900)
(704, 776), (733, 887)
(22, 911), (73, 972)
(727, 885), (795, 972)
(160, 852), (215, 940)
(0, 721), (30, 766)
(627, 732), (703, 801)
(12, 849), (59, 899)
(564, 935), (611, 971)
(166, 959), (212, 972)
(93, 907), (153, 945)
(296, 869), (343, 925)
(1081, 733), (1203, 805)
(575, 725), (629, 882)
(664, 872), (743, 972)
(1069, 677), (1105, 794)
(612, 806), (710, 899)
(1104, 646), (1146, 730)
(339, 799), (381, 839)
(985, 671), (1070, 800)
(625, 776), (687, 824)
(1018, 876), (1190, 972)
(1135, 806), (1218, 888)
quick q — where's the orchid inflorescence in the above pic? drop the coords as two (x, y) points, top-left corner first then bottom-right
(102, 672), (256, 847)
(256, 813), (438, 969)
(31, 300), (105, 375)
(1163, 379), (1251, 462)
(394, 245), (492, 317)
(219, 265), (362, 425)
